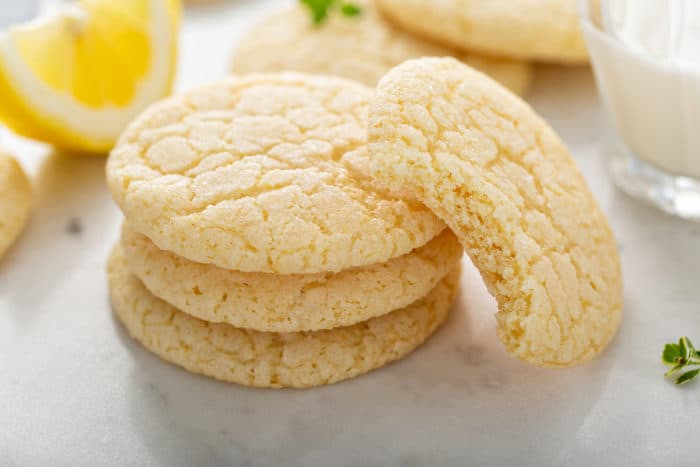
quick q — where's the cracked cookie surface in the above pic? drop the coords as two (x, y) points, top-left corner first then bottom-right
(0, 151), (32, 260)
(122, 222), (462, 332)
(368, 58), (622, 367)
(108, 245), (460, 388)
(106, 73), (444, 273)
(376, 0), (587, 63)
(230, 0), (532, 95)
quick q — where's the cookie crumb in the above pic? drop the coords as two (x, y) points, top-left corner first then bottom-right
(66, 217), (83, 236)
(457, 345), (488, 367)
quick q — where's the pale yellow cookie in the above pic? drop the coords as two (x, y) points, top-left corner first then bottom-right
(368, 58), (622, 368)
(121, 222), (462, 331)
(0, 151), (32, 260)
(106, 73), (444, 274)
(376, 0), (588, 63)
(230, 1), (532, 95)
(108, 245), (460, 388)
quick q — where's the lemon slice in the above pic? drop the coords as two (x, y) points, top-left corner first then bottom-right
(0, 0), (180, 152)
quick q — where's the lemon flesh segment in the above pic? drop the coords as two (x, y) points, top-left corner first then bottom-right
(0, 0), (180, 153)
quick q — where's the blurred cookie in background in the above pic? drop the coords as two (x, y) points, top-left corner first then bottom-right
(230, 0), (533, 96)
(376, 0), (588, 64)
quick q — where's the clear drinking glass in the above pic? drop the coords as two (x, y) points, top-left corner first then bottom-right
(579, 0), (700, 220)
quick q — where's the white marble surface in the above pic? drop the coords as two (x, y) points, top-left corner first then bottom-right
(1, 1), (699, 466)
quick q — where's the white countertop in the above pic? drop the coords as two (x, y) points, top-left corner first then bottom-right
(2, 1), (699, 466)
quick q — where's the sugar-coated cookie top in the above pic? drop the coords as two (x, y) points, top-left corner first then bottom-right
(107, 73), (444, 273)
(376, 0), (588, 63)
(230, 0), (532, 95)
(368, 58), (622, 367)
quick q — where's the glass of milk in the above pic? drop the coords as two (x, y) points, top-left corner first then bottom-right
(579, 0), (700, 220)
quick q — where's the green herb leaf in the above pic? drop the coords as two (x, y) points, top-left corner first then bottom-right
(676, 369), (700, 385)
(678, 337), (695, 361)
(300, 0), (334, 25)
(340, 2), (362, 17)
(662, 343), (682, 365)
(662, 337), (700, 386)
(299, 0), (362, 25)
(678, 337), (689, 360)
(665, 363), (685, 378)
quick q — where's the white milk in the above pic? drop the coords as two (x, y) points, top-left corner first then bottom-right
(582, 0), (700, 178)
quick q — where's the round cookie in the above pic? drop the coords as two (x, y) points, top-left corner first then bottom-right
(368, 58), (622, 368)
(108, 245), (460, 388)
(0, 151), (32, 260)
(230, 1), (532, 96)
(376, 0), (588, 63)
(106, 73), (444, 274)
(121, 222), (462, 331)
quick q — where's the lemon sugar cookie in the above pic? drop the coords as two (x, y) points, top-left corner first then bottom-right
(376, 0), (588, 64)
(0, 151), (32, 260)
(108, 246), (460, 388)
(121, 223), (462, 332)
(230, 1), (532, 96)
(368, 58), (622, 367)
(107, 73), (444, 274)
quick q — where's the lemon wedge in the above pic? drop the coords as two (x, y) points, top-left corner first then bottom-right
(0, 0), (180, 152)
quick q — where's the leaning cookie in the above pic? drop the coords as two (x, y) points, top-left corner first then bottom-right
(376, 0), (588, 64)
(121, 223), (462, 332)
(108, 245), (460, 388)
(368, 58), (622, 368)
(106, 73), (444, 274)
(230, 0), (532, 95)
(0, 151), (32, 260)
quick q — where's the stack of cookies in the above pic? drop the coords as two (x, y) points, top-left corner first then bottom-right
(107, 56), (624, 384)
(105, 73), (463, 388)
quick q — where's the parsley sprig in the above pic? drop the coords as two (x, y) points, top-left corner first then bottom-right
(300, 0), (362, 25)
(662, 337), (700, 385)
